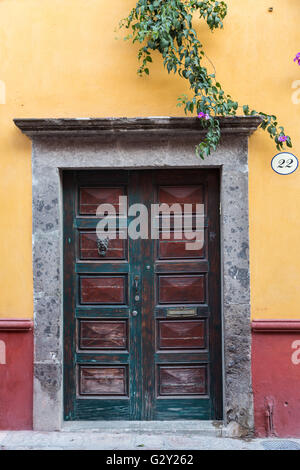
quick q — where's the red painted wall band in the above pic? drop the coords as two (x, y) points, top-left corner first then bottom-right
(0, 319), (33, 331)
(252, 320), (300, 333)
(252, 322), (300, 437)
(0, 321), (33, 429)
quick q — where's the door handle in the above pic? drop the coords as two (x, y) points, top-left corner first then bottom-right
(131, 310), (138, 317)
(133, 275), (140, 301)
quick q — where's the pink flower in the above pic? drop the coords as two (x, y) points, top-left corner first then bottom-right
(278, 135), (287, 142)
(198, 112), (210, 120)
(294, 52), (300, 65)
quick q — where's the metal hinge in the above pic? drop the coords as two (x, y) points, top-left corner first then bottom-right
(219, 202), (222, 215)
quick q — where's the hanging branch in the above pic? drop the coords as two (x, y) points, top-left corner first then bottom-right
(120, 0), (292, 159)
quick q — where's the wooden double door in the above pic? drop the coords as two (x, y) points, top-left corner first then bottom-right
(63, 169), (222, 421)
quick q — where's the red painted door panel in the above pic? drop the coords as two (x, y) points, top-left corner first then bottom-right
(79, 320), (127, 350)
(157, 320), (206, 349)
(80, 276), (126, 304)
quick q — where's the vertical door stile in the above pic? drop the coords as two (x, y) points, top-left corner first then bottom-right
(128, 171), (143, 419)
(140, 171), (156, 420)
(207, 171), (223, 420)
(63, 171), (77, 420)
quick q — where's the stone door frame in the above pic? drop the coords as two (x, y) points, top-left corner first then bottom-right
(14, 116), (261, 434)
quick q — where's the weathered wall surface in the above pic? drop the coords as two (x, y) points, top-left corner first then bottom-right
(0, 0), (299, 433)
(252, 321), (300, 437)
(0, 321), (33, 430)
(0, 0), (299, 320)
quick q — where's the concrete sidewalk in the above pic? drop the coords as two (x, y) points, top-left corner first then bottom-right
(1, 431), (300, 450)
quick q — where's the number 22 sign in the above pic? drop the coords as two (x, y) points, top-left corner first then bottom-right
(271, 152), (298, 175)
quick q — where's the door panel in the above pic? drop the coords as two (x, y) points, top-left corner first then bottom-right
(158, 275), (206, 303)
(158, 230), (206, 259)
(79, 187), (125, 215)
(79, 366), (128, 396)
(79, 231), (126, 260)
(79, 320), (128, 350)
(80, 276), (127, 304)
(158, 366), (207, 396)
(159, 185), (204, 206)
(157, 319), (206, 350)
(64, 169), (222, 421)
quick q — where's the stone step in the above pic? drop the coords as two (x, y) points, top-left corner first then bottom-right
(62, 420), (223, 437)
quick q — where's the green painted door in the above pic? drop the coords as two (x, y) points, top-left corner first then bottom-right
(63, 169), (222, 421)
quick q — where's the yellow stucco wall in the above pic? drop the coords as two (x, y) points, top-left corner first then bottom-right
(0, 0), (299, 319)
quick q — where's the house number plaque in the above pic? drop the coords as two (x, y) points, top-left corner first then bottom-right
(271, 152), (298, 175)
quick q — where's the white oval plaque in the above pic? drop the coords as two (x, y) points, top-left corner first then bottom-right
(271, 152), (298, 175)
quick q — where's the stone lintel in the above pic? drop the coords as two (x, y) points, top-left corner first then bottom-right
(14, 116), (262, 138)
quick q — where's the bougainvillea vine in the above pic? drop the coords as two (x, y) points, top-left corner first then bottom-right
(120, 0), (292, 159)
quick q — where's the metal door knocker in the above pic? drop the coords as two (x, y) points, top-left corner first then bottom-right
(97, 236), (109, 257)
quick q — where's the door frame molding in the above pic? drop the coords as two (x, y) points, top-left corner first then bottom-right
(14, 116), (262, 435)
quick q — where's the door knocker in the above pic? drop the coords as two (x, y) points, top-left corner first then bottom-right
(97, 236), (109, 257)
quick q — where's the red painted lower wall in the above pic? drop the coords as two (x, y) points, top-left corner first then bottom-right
(252, 320), (300, 438)
(0, 319), (33, 430)
(1, 317), (300, 434)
